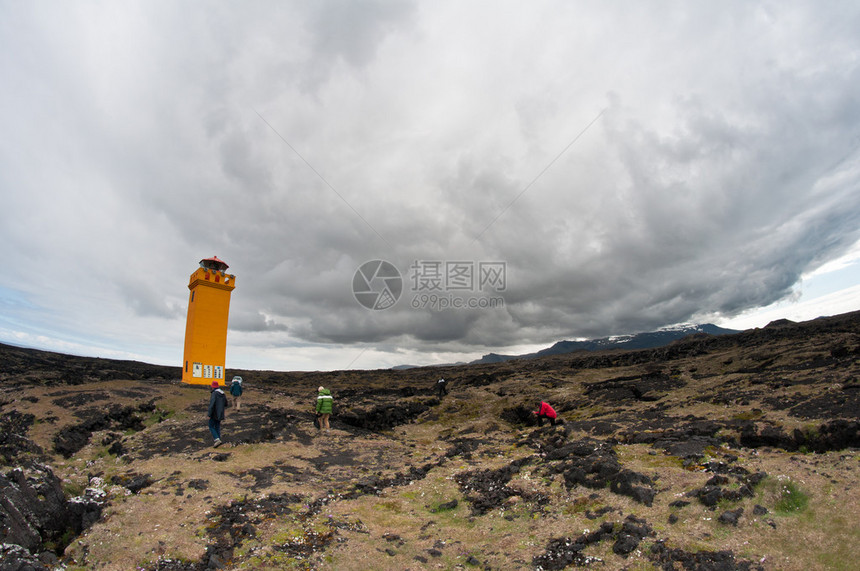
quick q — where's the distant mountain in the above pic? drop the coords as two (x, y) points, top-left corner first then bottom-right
(468, 324), (739, 365)
(391, 361), (467, 370)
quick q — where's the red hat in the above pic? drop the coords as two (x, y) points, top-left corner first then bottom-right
(211, 381), (219, 388)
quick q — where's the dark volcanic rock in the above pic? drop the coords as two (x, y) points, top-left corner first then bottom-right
(51, 390), (111, 408)
(0, 464), (73, 552)
(0, 543), (50, 571)
(53, 403), (155, 458)
(649, 540), (763, 570)
(187, 479), (208, 491)
(690, 467), (763, 509)
(346, 463), (435, 499)
(338, 400), (433, 431)
(454, 458), (550, 516)
(719, 508), (744, 526)
(0, 411), (44, 464)
(787, 390), (860, 419)
(455, 462), (524, 515)
(107, 440), (126, 457)
(544, 439), (657, 506)
(610, 470), (657, 506)
(612, 532), (640, 555)
(623, 416), (724, 460)
(500, 404), (537, 426)
(739, 422), (794, 450)
(444, 438), (485, 459)
(739, 420), (860, 452)
(534, 515), (653, 568)
(431, 499), (458, 513)
(460, 372), (501, 387)
(583, 372), (686, 403)
(0, 342), (178, 384)
(533, 537), (587, 570)
(110, 472), (154, 494)
(0, 464), (103, 555)
(804, 420), (860, 451)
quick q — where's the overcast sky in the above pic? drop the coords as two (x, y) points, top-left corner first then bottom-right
(2, 1), (860, 371)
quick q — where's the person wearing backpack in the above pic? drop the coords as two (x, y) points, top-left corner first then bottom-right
(316, 386), (333, 431)
(208, 381), (227, 447)
(436, 377), (449, 397)
(229, 376), (244, 410)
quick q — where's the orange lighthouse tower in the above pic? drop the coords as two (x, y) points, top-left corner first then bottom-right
(182, 256), (236, 385)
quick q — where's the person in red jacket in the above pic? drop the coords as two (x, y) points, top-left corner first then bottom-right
(533, 401), (557, 427)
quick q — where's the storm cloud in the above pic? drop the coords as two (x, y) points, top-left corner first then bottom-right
(1, 1), (859, 369)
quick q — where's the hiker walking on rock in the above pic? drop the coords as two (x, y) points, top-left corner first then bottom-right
(533, 401), (557, 427)
(437, 377), (448, 397)
(229, 376), (243, 410)
(208, 381), (227, 447)
(316, 386), (333, 431)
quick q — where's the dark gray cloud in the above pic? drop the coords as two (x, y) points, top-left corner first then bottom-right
(1, 1), (859, 369)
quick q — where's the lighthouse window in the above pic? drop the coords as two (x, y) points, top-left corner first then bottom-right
(191, 291), (195, 302)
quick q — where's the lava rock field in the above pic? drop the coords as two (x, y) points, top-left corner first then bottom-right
(1, 312), (859, 569)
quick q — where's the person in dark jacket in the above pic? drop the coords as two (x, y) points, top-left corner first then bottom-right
(533, 401), (557, 427)
(229, 376), (243, 410)
(316, 386), (333, 431)
(436, 377), (448, 397)
(208, 381), (227, 447)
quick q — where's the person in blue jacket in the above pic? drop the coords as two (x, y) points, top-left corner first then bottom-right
(229, 376), (244, 411)
(208, 381), (227, 447)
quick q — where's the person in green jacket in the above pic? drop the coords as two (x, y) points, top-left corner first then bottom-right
(315, 386), (333, 431)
